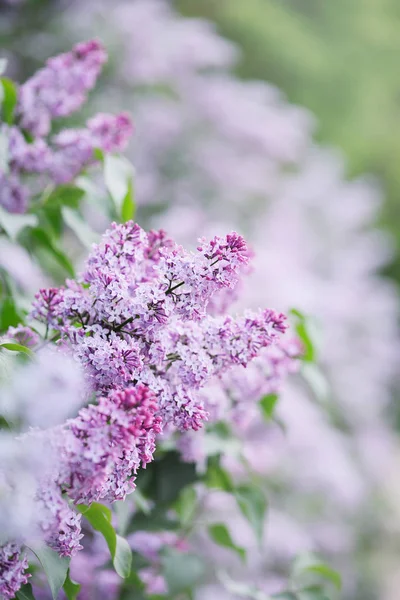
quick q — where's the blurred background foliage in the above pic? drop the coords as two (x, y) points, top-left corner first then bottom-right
(175, 0), (400, 280)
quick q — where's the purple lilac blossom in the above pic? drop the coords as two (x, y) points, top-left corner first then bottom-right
(30, 222), (288, 431)
(56, 385), (162, 504)
(17, 39), (107, 137)
(0, 543), (29, 600)
(0, 42), (133, 213)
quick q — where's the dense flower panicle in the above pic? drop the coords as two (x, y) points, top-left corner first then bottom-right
(37, 485), (83, 557)
(0, 543), (29, 600)
(59, 385), (161, 504)
(30, 222), (287, 430)
(17, 39), (107, 137)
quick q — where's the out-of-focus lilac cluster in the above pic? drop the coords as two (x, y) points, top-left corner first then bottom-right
(0, 40), (132, 213)
(31, 221), (288, 431)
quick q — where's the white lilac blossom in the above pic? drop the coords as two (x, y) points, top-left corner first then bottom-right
(0, 41), (133, 213)
(30, 222), (288, 431)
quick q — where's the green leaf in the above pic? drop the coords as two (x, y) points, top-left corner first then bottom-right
(104, 154), (135, 222)
(204, 456), (234, 492)
(208, 523), (246, 562)
(16, 584), (36, 600)
(290, 309), (321, 363)
(44, 185), (85, 210)
(301, 363), (329, 405)
(162, 547), (204, 595)
(20, 227), (75, 277)
(77, 503), (132, 578)
(63, 570), (81, 600)
(0, 297), (24, 330)
(30, 544), (70, 600)
(259, 393), (279, 420)
(114, 498), (134, 536)
(143, 450), (198, 506)
(174, 486), (197, 527)
(0, 342), (34, 357)
(1, 78), (18, 124)
(121, 178), (135, 222)
(234, 484), (267, 544)
(291, 553), (341, 591)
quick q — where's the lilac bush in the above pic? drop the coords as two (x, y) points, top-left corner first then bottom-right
(0, 2), (397, 599)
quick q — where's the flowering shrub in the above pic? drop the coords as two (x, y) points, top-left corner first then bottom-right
(0, 3), (397, 600)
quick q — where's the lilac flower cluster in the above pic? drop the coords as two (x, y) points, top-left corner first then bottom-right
(0, 543), (29, 600)
(31, 222), (287, 431)
(1, 40), (132, 213)
(17, 39), (107, 137)
(0, 382), (162, 597)
(58, 385), (161, 504)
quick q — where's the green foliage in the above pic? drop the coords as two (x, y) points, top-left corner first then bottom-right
(29, 544), (70, 600)
(1, 77), (18, 124)
(16, 584), (36, 600)
(18, 226), (75, 278)
(259, 393), (279, 421)
(140, 450), (198, 507)
(174, 485), (197, 528)
(234, 484), (267, 545)
(291, 553), (341, 593)
(63, 570), (81, 600)
(103, 154), (136, 222)
(208, 523), (246, 561)
(77, 503), (132, 578)
(0, 341), (34, 357)
(161, 547), (205, 596)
